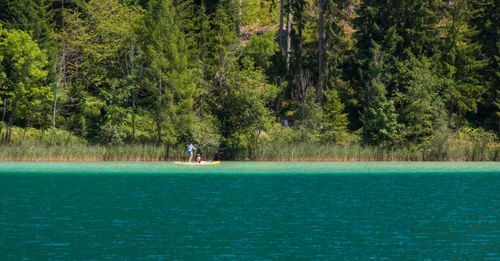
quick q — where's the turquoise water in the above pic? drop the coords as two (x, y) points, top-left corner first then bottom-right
(1, 162), (499, 260)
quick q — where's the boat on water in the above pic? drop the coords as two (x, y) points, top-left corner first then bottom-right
(174, 161), (221, 165)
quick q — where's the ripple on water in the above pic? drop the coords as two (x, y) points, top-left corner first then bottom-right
(0, 162), (499, 260)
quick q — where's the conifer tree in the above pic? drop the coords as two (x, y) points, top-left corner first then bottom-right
(322, 88), (348, 143)
(470, 0), (499, 131)
(360, 41), (399, 145)
(138, 0), (195, 145)
(439, 0), (488, 126)
(394, 55), (447, 145)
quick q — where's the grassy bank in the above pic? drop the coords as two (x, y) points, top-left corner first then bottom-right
(0, 125), (498, 161)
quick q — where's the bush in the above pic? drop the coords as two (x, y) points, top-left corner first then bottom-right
(98, 122), (126, 145)
(1, 125), (86, 146)
(425, 127), (497, 161)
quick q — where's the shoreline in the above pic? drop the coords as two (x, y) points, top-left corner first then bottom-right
(1, 143), (498, 162)
(1, 158), (498, 162)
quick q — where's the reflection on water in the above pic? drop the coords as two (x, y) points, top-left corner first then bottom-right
(0, 162), (499, 260)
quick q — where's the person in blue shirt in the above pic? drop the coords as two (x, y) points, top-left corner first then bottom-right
(188, 143), (196, 162)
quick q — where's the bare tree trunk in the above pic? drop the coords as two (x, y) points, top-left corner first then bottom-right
(132, 92), (136, 141)
(51, 0), (65, 145)
(286, 0), (292, 72)
(298, 13), (303, 83)
(50, 84), (59, 144)
(279, 0), (284, 53)
(318, 0), (324, 104)
(51, 50), (65, 144)
(7, 126), (11, 144)
(7, 109), (14, 144)
(165, 143), (170, 161)
(238, 0), (243, 35)
(2, 97), (6, 122)
(129, 35), (137, 142)
(156, 78), (163, 144)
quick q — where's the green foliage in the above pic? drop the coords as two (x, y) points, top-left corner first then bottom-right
(97, 79), (130, 145)
(360, 79), (398, 146)
(0, 27), (51, 128)
(425, 127), (497, 161)
(240, 0), (279, 27)
(360, 42), (399, 145)
(191, 114), (221, 157)
(295, 86), (322, 142)
(244, 31), (278, 70)
(81, 0), (140, 87)
(214, 56), (278, 151)
(394, 55), (447, 145)
(439, 0), (488, 121)
(322, 88), (349, 143)
(138, 0), (195, 145)
(4, 125), (86, 146)
(1, 0), (499, 160)
(194, 2), (238, 82)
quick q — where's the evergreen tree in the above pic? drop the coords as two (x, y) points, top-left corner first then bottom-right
(322, 0), (357, 128)
(214, 56), (278, 157)
(470, 0), (499, 132)
(322, 88), (348, 143)
(439, 0), (488, 126)
(138, 0), (195, 145)
(394, 55), (447, 145)
(360, 41), (399, 145)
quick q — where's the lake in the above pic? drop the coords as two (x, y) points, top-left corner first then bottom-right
(1, 162), (499, 260)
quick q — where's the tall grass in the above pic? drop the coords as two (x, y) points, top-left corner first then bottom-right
(0, 144), (193, 161)
(0, 126), (195, 161)
(0, 124), (498, 161)
(250, 142), (499, 161)
(251, 143), (416, 161)
(1, 142), (498, 161)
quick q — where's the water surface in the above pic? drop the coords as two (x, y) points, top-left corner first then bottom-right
(1, 162), (499, 260)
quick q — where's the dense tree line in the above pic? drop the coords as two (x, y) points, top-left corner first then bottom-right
(0, 0), (498, 158)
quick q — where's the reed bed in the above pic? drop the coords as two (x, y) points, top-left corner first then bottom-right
(0, 142), (498, 162)
(251, 144), (412, 161)
(250, 143), (499, 161)
(0, 144), (188, 161)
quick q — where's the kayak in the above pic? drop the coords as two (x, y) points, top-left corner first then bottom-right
(174, 161), (221, 165)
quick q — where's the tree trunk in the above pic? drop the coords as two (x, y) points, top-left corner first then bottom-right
(129, 35), (137, 142)
(7, 110), (14, 144)
(238, 0), (243, 35)
(7, 126), (11, 144)
(279, 0), (284, 53)
(51, 51), (65, 145)
(318, 0), (324, 104)
(51, 0), (65, 145)
(165, 143), (170, 161)
(286, 0), (292, 72)
(132, 92), (136, 141)
(2, 97), (6, 122)
(297, 5), (303, 84)
(298, 24), (303, 82)
(156, 78), (163, 144)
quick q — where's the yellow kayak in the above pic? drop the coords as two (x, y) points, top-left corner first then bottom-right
(174, 161), (221, 165)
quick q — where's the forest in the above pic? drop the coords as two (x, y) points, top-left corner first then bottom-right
(0, 0), (498, 161)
